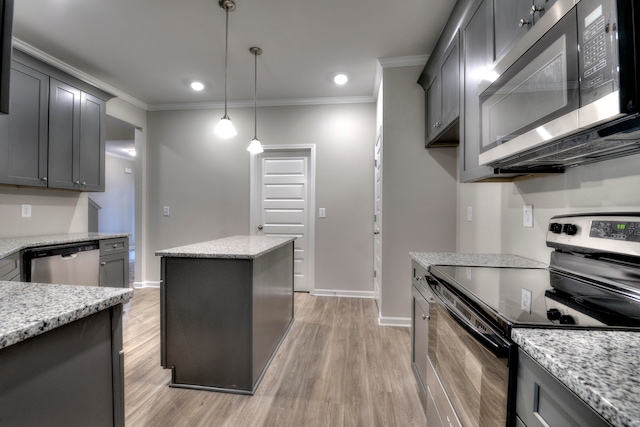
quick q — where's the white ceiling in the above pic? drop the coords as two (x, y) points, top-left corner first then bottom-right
(13, 0), (457, 109)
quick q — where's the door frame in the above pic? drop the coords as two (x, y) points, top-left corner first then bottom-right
(249, 144), (316, 293)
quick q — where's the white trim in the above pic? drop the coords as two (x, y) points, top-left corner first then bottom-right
(250, 144), (316, 293)
(149, 96), (375, 111)
(378, 316), (411, 327)
(13, 38), (149, 111)
(312, 289), (375, 299)
(133, 281), (161, 289)
(378, 55), (429, 68)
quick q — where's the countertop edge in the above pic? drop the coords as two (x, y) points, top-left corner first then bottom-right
(0, 283), (134, 350)
(156, 235), (296, 259)
(410, 252), (548, 269)
(0, 233), (131, 259)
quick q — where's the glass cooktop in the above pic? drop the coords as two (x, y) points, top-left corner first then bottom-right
(428, 265), (640, 331)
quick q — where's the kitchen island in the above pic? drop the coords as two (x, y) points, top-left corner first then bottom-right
(156, 235), (295, 395)
(0, 281), (133, 426)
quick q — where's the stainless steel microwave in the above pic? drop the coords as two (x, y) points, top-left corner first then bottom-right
(478, 0), (640, 170)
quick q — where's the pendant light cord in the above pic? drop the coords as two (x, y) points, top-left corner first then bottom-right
(254, 50), (258, 139)
(224, 7), (229, 117)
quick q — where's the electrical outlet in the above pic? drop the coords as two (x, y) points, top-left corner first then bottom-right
(521, 289), (532, 313)
(467, 206), (473, 222)
(163, 206), (170, 217)
(21, 204), (32, 218)
(523, 205), (533, 227)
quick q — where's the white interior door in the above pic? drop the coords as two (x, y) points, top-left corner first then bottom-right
(251, 148), (314, 292)
(374, 130), (382, 311)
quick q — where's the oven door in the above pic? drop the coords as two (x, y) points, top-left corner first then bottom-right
(480, 6), (579, 162)
(426, 275), (517, 427)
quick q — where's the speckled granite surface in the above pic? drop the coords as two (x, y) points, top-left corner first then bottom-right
(512, 328), (640, 427)
(156, 235), (296, 259)
(0, 281), (133, 350)
(410, 252), (548, 270)
(0, 232), (130, 259)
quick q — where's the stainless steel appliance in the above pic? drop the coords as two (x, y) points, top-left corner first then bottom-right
(24, 242), (100, 286)
(478, 0), (640, 171)
(413, 213), (640, 426)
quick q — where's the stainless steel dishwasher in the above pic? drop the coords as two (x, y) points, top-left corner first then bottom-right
(24, 242), (100, 286)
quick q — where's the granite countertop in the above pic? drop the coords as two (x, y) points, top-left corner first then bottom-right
(0, 232), (130, 259)
(410, 252), (548, 270)
(156, 235), (296, 259)
(513, 329), (640, 427)
(0, 281), (133, 350)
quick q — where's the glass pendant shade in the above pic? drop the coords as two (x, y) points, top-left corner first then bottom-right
(247, 137), (263, 154)
(215, 115), (237, 139)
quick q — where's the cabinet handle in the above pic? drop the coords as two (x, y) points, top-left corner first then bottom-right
(101, 262), (106, 266)
(41, 177), (48, 182)
(258, 225), (264, 230)
(530, 5), (544, 15)
(74, 181), (80, 185)
(422, 314), (430, 320)
(113, 244), (118, 248)
(519, 18), (531, 28)
(433, 121), (441, 128)
(82, 181), (86, 186)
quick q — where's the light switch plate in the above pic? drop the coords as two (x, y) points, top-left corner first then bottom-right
(467, 206), (473, 222)
(319, 208), (326, 218)
(163, 206), (170, 217)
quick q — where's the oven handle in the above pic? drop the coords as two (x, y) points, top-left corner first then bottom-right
(426, 276), (511, 358)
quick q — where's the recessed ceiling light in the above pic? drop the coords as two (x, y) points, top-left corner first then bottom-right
(333, 73), (348, 85)
(190, 81), (205, 91)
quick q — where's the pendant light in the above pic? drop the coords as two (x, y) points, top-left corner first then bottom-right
(214, 0), (237, 139)
(247, 46), (264, 154)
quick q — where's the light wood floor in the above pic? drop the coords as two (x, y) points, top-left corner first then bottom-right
(123, 288), (426, 427)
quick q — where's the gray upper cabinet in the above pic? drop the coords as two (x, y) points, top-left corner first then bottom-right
(491, 0), (558, 63)
(0, 62), (49, 187)
(425, 36), (460, 147)
(460, 0), (497, 182)
(0, 50), (113, 191)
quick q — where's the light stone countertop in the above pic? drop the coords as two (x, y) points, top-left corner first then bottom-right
(512, 329), (640, 427)
(0, 281), (133, 350)
(156, 235), (296, 259)
(410, 252), (548, 270)
(0, 232), (130, 259)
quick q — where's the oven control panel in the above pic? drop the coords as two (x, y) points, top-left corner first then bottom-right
(547, 214), (640, 256)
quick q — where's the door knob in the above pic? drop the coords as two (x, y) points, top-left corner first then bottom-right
(258, 225), (264, 230)
(374, 230), (380, 235)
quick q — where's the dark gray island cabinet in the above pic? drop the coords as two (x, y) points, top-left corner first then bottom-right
(0, 282), (133, 427)
(156, 235), (295, 395)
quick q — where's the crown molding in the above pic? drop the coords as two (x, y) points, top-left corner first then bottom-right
(12, 38), (149, 111)
(378, 54), (429, 68)
(148, 95), (375, 111)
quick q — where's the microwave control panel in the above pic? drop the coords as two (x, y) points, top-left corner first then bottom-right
(578, 0), (617, 106)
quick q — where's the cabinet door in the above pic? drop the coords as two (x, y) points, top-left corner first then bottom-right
(460, 0), (496, 181)
(48, 78), (81, 190)
(0, 62), (49, 187)
(440, 38), (460, 130)
(79, 92), (106, 191)
(491, 0), (533, 62)
(100, 253), (129, 288)
(413, 295), (430, 389)
(426, 76), (442, 143)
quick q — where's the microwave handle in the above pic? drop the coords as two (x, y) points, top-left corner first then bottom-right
(426, 277), (511, 358)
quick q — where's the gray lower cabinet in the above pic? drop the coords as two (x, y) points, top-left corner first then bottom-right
(0, 305), (125, 427)
(0, 252), (21, 281)
(516, 348), (612, 427)
(0, 50), (112, 191)
(160, 242), (294, 394)
(99, 238), (129, 288)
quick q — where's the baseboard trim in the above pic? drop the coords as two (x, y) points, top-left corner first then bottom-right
(133, 281), (161, 289)
(378, 316), (411, 327)
(312, 289), (375, 299)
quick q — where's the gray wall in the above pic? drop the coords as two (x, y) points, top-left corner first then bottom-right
(380, 65), (458, 321)
(90, 154), (135, 246)
(0, 188), (88, 238)
(145, 103), (376, 294)
(457, 154), (640, 262)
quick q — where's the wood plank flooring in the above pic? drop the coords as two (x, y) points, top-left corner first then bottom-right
(123, 289), (426, 427)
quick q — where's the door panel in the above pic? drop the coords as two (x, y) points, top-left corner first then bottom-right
(374, 131), (382, 310)
(257, 151), (311, 292)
